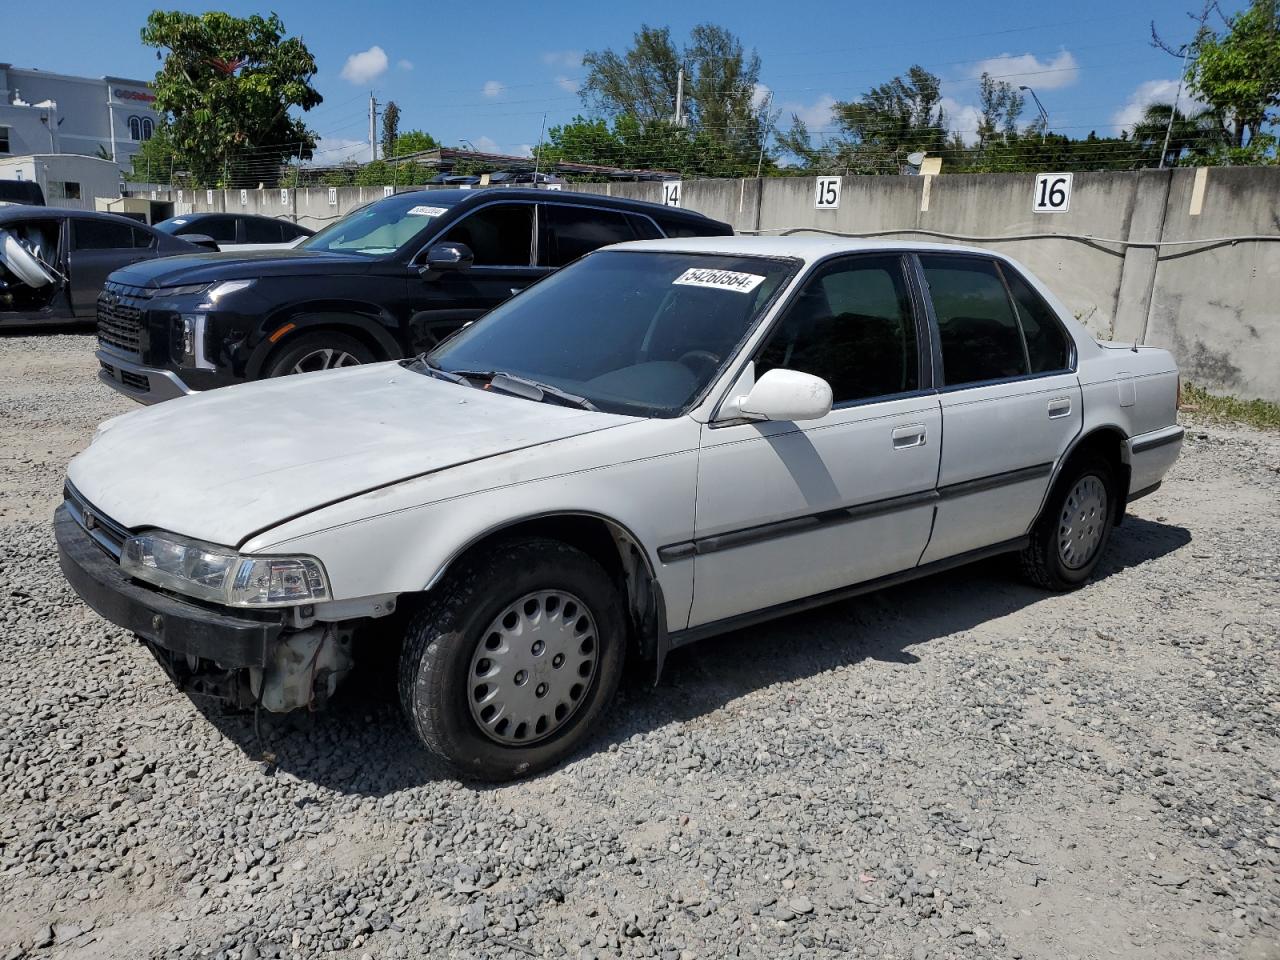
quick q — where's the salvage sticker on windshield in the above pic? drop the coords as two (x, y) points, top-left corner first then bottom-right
(406, 205), (449, 217)
(672, 267), (766, 294)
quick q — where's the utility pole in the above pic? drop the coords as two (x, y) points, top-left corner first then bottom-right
(369, 93), (379, 162)
(1159, 45), (1190, 169)
(674, 67), (685, 127)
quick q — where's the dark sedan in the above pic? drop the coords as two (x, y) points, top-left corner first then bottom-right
(0, 207), (201, 326)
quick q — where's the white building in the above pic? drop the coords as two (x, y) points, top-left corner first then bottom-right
(0, 64), (160, 174)
(0, 154), (124, 209)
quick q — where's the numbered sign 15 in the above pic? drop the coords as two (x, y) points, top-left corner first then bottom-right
(662, 180), (682, 208)
(1033, 173), (1072, 213)
(815, 176), (841, 210)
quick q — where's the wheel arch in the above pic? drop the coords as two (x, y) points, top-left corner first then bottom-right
(247, 310), (404, 378)
(422, 511), (670, 675)
(1044, 425), (1132, 528)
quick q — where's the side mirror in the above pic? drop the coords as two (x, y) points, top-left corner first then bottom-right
(181, 234), (219, 252)
(419, 242), (473, 277)
(735, 368), (833, 422)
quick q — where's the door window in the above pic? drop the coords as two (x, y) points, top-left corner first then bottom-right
(1002, 266), (1071, 373)
(183, 216), (238, 243)
(920, 256), (1029, 386)
(243, 218), (284, 243)
(73, 219), (138, 250)
(540, 204), (636, 267)
(754, 255), (920, 404)
(438, 204), (534, 266)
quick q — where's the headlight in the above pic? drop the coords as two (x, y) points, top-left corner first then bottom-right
(203, 279), (255, 303)
(120, 531), (331, 608)
(171, 313), (213, 369)
(152, 282), (211, 298)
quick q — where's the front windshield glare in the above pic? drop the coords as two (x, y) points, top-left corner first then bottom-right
(302, 194), (455, 256)
(427, 250), (796, 417)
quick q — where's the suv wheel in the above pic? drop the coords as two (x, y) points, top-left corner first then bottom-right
(398, 537), (625, 781)
(1020, 456), (1116, 591)
(265, 331), (375, 377)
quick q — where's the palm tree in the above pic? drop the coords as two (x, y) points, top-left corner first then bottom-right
(1130, 103), (1227, 166)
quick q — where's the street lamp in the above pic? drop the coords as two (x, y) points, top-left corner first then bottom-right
(1019, 86), (1049, 143)
(459, 139), (477, 152)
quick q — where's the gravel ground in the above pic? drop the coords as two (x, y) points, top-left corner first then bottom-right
(1, 331), (1277, 960)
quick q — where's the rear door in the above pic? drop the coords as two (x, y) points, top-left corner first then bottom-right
(916, 254), (1081, 563)
(67, 218), (155, 315)
(538, 202), (638, 267)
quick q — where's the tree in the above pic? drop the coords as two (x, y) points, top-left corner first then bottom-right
(1129, 103), (1226, 165)
(976, 72), (1024, 147)
(140, 10), (322, 188)
(381, 101), (401, 158)
(389, 129), (441, 157)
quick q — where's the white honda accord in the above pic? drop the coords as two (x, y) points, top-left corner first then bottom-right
(55, 236), (1184, 780)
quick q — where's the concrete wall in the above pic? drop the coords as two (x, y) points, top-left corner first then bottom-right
(146, 167), (1280, 402)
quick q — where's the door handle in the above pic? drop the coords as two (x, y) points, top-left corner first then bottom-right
(891, 424), (927, 449)
(1047, 397), (1072, 419)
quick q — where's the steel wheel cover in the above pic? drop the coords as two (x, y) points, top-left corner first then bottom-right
(1058, 474), (1108, 569)
(467, 590), (599, 745)
(290, 348), (362, 374)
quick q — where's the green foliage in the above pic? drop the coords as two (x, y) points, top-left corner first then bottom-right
(124, 126), (179, 182)
(389, 130), (441, 157)
(1180, 382), (1280, 429)
(381, 101), (401, 158)
(1186, 0), (1280, 158)
(139, 10), (322, 188)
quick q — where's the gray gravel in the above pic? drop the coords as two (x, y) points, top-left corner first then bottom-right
(1, 332), (1278, 960)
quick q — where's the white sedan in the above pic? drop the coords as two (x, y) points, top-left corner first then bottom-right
(55, 236), (1184, 780)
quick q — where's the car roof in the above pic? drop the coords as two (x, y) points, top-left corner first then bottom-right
(398, 187), (726, 224)
(0, 206), (151, 227)
(606, 234), (1013, 262)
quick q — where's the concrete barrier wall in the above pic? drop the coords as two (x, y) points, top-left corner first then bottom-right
(152, 167), (1280, 401)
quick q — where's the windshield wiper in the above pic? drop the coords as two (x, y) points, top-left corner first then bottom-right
(487, 372), (599, 411)
(405, 356), (485, 385)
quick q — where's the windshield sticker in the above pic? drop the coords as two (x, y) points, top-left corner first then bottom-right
(405, 205), (448, 217)
(673, 267), (766, 294)
(171, 219), (187, 225)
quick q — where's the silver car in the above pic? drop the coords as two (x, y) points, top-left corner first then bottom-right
(55, 236), (1184, 780)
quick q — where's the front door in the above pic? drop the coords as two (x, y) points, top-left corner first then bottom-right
(689, 254), (941, 628)
(406, 202), (549, 352)
(915, 254), (1083, 563)
(67, 218), (154, 315)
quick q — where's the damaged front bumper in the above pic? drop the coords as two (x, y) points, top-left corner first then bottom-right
(54, 505), (353, 711)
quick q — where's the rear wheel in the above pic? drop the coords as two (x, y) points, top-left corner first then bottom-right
(265, 331), (375, 377)
(1020, 457), (1115, 591)
(398, 537), (625, 781)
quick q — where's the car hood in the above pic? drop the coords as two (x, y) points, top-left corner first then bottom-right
(68, 363), (636, 547)
(109, 248), (376, 287)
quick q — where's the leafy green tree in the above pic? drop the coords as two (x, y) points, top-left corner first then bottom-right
(381, 101), (401, 158)
(389, 130), (441, 157)
(140, 10), (322, 188)
(1185, 0), (1279, 156)
(976, 72), (1024, 148)
(1129, 103), (1227, 165)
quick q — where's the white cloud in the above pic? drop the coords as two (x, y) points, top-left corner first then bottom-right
(781, 94), (836, 130)
(473, 136), (501, 153)
(310, 137), (369, 164)
(941, 97), (983, 146)
(516, 144), (535, 158)
(1111, 78), (1204, 133)
(397, 58), (413, 72)
(556, 76), (578, 93)
(340, 45), (389, 85)
(542, 50), (582, 69)
(482, 80), (505, 98)
(969, 50), (1079, 90)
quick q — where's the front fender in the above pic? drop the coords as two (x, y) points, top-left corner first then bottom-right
(246, 308), (405, 377)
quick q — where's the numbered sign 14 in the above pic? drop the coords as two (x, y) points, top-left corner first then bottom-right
(815, 176), (841, 210)
(1033, 173), (1072, 213)
(662, 180), (682, 208)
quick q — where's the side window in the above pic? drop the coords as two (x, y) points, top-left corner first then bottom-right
(920, 256), (1028, 386)
(439, 204), (534, 267)
(130, 226), (155, 249)
(73, 219), (137, 250)
(540, 205), (636, 267)
(1002, 266), (1071, 373)
(183, 217), (237, 243)
(628, 214), (663, 240)
(243, 218), (284, 243)
(755, 255), (919, 404)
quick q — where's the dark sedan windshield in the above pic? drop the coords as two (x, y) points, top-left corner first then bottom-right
(425, 250), (797, 416)
(302, 194), (456, 256)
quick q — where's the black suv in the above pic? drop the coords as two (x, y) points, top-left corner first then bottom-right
(96, 188), (732, 403)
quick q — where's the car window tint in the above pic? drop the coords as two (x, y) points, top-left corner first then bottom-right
(920, 256), (1028, 386)
(1003, 266), (1071, 373)
(73, 219), (137, 250)
(755, 255), (919, 404)
(243, 218), (284, 243)
(184, 217), (237, 243)
(130, 226), (155, 249)
(541, 205), (636, 267)
(440, 204), (534, 266)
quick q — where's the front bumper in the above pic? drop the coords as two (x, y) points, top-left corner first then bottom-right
(54, 504), (283, 668)
(96, 349), (197, 405)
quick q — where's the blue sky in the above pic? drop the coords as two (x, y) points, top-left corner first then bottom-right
(8, 0), (1244, 163)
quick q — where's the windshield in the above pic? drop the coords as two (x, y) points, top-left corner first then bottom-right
(302, 193), (456, 256)
(152, 218), (183, 234)
(425, 250), (797, 417)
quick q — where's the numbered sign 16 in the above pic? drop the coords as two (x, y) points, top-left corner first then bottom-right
(1033, 173), (1072, 213)
(662, 180), (682, 208)
(815, 176), (842, 210)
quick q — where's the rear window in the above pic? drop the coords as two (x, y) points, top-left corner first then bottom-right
(244, 218), (284, 244)
(0, 181), (46, 205)
(73, 219), (150, 250)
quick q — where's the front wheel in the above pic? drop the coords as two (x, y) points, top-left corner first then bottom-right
(264, 331), (375, 377)
(1020, 457), (1115, 591)
(398, 538), (626, 781)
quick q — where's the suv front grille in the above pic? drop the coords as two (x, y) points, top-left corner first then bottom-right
(64, 483), (130, 560)
(97, 282), (147, 358)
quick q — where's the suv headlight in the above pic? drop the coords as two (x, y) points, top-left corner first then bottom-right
(120, 531), (331, 608)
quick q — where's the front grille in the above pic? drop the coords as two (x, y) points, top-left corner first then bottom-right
(121, 370), (150, 392)
(97, 282), (148, 358)
(64, 483), (131, 560)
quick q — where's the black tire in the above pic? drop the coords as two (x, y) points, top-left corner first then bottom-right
(264, 331), (375, 378)
(398, 537), (626, 781)
(1020, 456), (1116, 591)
